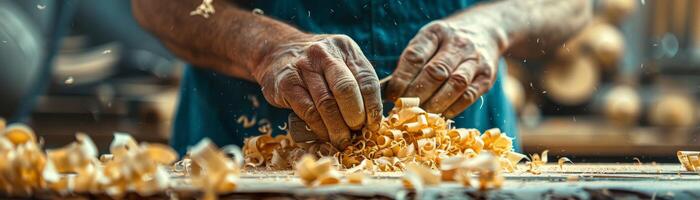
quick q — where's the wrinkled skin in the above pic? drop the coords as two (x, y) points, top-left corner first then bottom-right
(386, 20), (499, 118)
(256, 34), (383, 148)
(132, 0), (591, 150)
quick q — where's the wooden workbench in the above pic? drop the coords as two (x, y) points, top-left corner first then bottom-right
(11, 164), (700, 199)
(173, 164), (698, 200)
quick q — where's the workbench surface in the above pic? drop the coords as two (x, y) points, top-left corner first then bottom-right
(14, 164), (700, 199)
(176, 164), (699, 200)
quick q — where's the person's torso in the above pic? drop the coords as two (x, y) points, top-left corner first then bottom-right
(172, 0), (520, 155)
(236, 0), (482, 76)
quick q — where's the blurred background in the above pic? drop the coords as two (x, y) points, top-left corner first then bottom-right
(0, 0), (697, 162)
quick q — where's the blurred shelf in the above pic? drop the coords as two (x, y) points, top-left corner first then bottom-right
(521, 117), (700, 158)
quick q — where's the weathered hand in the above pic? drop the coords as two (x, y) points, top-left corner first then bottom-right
(385, 20), (500, 118)
(254, 34), (382, 149)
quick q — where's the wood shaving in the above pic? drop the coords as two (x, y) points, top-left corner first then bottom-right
(345, 172), (365, 184)
(237, 115), (256, 128)
(0, 122), (46, 196)
(295, 155), (341, 187)
(526, 150), (549, 174)
(401, 163), (441, 196)
(243, 98), (522, 173)
(558, 157), (573, 170)
(0, 122), (184, 198)
(678, 151), (700, 171)
(188, 139), (242, 200)
(190, 0), (215, 18)
(632, 157), (642, 166)
(278, 122), (288, 131)
(0, 120), (244, 199)
(468, 153), (505, 190)
(257, 118), (272, 135)
(430, 153), (505, 191)
(241, 97), (527, 191)
(247, 94), (260, 108)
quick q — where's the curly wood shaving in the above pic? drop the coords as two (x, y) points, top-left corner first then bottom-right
(243, 98), (522, 175)
(189, 139), (241, 199)
(678, 151), (700, 171)
(3, 124), (37, 145)
(0, 121), (186, 198)
(237, 115), (256, 128)
(401, 163), (440, 196)
(0, 122), (47, 196)
(295, 155), (341, 187)
(0, 120), (245, 199)
(451, 152), (504, 190)
(258, 123), (272, 135)
(278, 122), (288, 131)
(558, 157), (573, 170)
(526, 150), (549, 174)
(632, 157), (642, 166)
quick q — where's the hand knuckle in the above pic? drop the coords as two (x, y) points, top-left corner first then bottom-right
(449, 73), (470, 90)
(278, 65), (302, 87)
(316, 93), (337, 111)
(481, 65), (495, 77)
(464, 87), (478, 102)
(425, 62), (450, 81)
(333, 77), (358, 95)
(309, 42), (334, 56)
(451, 37), (473, 49)
(402, 48), (426, 64)
(355, 70), (379, 87)
(360, 83), (380, 97)
(426, 21), (448, 31)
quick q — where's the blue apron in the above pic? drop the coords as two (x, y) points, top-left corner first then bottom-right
(172, 0), (520, 154)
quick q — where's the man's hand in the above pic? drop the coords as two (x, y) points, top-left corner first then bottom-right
(385, 20), (499, 118)
(255, 34), (383, 149)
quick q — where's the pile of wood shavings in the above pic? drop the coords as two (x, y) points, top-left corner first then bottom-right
(243, 97), (528, 172)
(0, 118), (243, 200)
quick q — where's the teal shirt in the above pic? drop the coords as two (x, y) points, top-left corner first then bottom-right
(172, 0), (520, 154)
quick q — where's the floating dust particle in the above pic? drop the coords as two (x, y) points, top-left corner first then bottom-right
(64, 76), (75, 85)
(37, 4), (46, 10)
(102, 49), (111, 54)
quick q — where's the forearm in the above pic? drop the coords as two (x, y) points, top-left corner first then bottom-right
(131, 0), (308, 81)
(447, 0), (593, 59)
